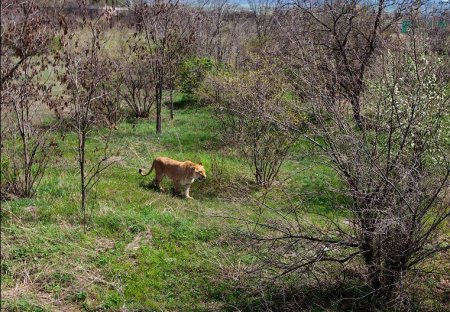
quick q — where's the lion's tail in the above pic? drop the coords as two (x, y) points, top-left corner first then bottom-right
(139, 161), (155, 176)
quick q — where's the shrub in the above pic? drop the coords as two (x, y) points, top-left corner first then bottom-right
(204, 62), (302, 188)
(179, 57), (215, 95)
(94, 59), (122, 129)
(119, 59), (155, 119)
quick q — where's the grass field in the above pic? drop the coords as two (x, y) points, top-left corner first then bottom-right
(1, 102), (347, 311)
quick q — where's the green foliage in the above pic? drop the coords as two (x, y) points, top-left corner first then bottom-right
(1, 299), (47, 312)
(50, 35), (62, 52)
(72, 290), (87, 302)
(179, 57), (215, 95)
(170, 92), (197, 110)
(0, 155), (16, 199)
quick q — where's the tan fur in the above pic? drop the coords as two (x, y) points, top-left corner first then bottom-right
(139, 157), (206, 199)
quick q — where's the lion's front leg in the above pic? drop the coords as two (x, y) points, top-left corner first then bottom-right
(184, 184), (193, 199)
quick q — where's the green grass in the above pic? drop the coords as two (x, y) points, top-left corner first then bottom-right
(1, 106), (351, 311)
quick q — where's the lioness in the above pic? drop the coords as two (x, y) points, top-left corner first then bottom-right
(139, 157), (206, 199)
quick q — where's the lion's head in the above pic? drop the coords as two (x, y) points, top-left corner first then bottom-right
(193, 163), (206, 181)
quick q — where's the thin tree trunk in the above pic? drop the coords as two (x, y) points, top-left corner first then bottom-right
(382, 254), (407, 300)
(15, 101), (31, 197)
(23, 145), (31, 196)
(156, 81), (162, 134)
(350, 95), (363, 130)
(21, 125), (31, 197)
(360, 231), (382, 295)
(153, 60), (163, 134)
(169, 87), (174, 120)
(79, 131), (87, 233)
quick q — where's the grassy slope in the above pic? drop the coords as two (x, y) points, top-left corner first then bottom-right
(1, 106), (344, 311)
(3, 26), (448, 312)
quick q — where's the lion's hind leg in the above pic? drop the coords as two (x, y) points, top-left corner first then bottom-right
(153, 170), (165, 192)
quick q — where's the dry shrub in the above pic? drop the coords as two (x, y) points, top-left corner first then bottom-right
(118, 56), (155, 119)
(238, 44), (449, 310)
(94, 58), (123, 128)
(204, 57), (303, 188)
(1, 0), (59, 199)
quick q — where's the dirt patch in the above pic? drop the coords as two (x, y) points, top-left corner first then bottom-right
(125, 228), (153, 251)
(1, 282), (80, 312)
(95, 237), (116, 253)
(24, 206), (39, 221)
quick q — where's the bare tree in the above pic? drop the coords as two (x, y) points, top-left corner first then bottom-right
(242, 33), (449, 306)
(94, 57), (123, 129)
(165, 57), (178, 120)
(285, 0), (418, 129)
(205, 55), (301, 187)
(96, 86), (122, 129)
(134, 0), (197, 133)
(206, 0), (232, 63)
(119, 53), (155, 119)
(57, 3), (117, 232)
(1, 59), (58, 200)
(1, 0), (59, 199)
(0, 0), (57, 86)
(248, 0), (282, 38)
(204, 0), (250, 67)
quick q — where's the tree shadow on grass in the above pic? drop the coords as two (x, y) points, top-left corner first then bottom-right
(138, 180), (189, 199)
(137, 174), (260, 203)
(192, 175), (259, 202)
(214, 278), (386, 312)
(38, 115), (75, 133)
(258, 283), (384, 312)
(138, 180), (158, 191)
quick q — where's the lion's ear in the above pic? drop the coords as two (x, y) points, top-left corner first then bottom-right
(199, 162), (203, 166)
